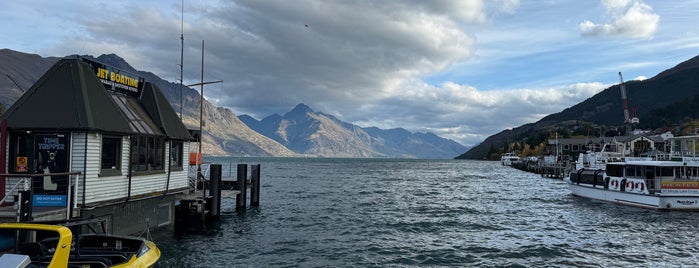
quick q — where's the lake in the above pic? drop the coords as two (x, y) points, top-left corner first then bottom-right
(152, 158), (699, 267)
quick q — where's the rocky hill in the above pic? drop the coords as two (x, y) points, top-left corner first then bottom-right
(458, 54), (699, 160)
(240, 103), (466, 158)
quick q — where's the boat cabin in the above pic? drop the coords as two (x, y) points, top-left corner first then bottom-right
(0, 57), (192, 235)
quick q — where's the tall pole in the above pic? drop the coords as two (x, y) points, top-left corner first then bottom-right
(198, 40), (205, 225)
(179, 0), (184, 119)
(198, 40), (204, 195)
(185, 40), (222, 216)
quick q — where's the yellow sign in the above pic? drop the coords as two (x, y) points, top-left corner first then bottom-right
(96, 67), (139, 88)
(16, 156), (28, 172)
(661, 181), (699, 189)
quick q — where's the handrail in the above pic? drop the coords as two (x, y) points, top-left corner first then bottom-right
(0, 177), (29, 206)
(1, 172), (82, 220)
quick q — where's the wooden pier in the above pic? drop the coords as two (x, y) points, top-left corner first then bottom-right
(174, 163), (261, 232)
(511, 158), (571, 179)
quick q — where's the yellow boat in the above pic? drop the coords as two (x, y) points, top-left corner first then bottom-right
(0, 222), (160, 268)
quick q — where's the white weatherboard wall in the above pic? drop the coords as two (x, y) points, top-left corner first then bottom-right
(71, 133), (190, 205)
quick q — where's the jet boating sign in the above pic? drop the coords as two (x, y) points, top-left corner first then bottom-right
(84, 58), (145, 97)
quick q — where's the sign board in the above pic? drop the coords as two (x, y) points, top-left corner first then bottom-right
(33, 195), (67, 207)
(662, 181), (699, 194)
(15, 157), (28, 172)
(82, 58), (145, 97)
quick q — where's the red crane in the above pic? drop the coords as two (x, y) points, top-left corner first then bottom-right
(618, 72), (639, 131)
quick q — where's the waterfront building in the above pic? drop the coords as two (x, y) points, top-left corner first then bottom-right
(0, 57), (192, 235)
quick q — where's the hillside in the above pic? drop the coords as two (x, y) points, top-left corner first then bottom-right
(458, 55), (699, 160)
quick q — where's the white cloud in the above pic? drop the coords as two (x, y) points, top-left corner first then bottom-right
(579, 0), (659, 39)
(350, 80), (608, 146)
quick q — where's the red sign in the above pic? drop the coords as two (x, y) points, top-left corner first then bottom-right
(16, 156), (27, 172)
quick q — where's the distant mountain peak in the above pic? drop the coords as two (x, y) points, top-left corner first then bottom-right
(93, 53), (137, 73)
(286, 103), (313, 116)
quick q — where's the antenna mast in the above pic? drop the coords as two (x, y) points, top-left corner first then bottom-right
(179, 0), (184, 119)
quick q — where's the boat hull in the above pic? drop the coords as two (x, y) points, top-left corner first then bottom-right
(568, 183), (699, 210)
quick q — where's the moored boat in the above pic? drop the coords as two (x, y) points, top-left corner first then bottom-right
(566, 157), (699, 210)
(500, 152), (520, 166)
(0, 222), (159, 267)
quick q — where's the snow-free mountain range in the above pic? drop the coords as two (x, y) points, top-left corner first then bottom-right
(0, 49), (466, 158)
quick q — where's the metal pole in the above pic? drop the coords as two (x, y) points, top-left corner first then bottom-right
(179, 0), (184, 119)
(198, 40), (205, 224)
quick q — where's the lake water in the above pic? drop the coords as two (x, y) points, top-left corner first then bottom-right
(152, 158), (699, 267)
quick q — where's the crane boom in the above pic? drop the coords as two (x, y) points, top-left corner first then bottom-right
(618, 72), (630, 124)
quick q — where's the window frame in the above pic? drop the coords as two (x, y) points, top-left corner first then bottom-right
(170, 141), (184, 171)
(100, 135), (123, 177)
(130, 135), (166, 174)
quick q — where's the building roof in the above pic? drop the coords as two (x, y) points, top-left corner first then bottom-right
(140, 82), (191, 140)
(1, 58), (134, 134)
(1, 57), (192, 140)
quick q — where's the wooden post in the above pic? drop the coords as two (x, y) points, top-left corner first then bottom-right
(235, 164), (247, 212)
(250, 164), (260, 207)
(208, 164), (222, 221)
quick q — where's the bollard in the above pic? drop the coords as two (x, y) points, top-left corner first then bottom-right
(209, 164), (222, 221)
(235, 164), (248, 212)
(250, 164), (260, 207)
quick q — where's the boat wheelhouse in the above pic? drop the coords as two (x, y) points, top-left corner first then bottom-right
(0, 57), (193, 235)
(567, 157), (699, 210)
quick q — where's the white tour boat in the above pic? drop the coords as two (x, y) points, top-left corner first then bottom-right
(566, 157), (699, 210)
(500, 153), (520, 166)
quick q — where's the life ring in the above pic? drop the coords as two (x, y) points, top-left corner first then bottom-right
(627, 181), (635, 190)
(638, 183), (644, 191)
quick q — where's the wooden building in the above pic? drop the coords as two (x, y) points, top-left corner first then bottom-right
(0, 57), (192, 235)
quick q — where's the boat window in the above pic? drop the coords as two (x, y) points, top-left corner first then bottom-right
(606, 165), (623, 177)
(625, 166), (636, 177)
(0, 230), (14, 252)
(660, 167), (674, 177)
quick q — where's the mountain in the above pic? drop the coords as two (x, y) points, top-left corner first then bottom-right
(457, 54), (699, 160)
(241, 103), (467, 158)
(0, 49), (59, 109)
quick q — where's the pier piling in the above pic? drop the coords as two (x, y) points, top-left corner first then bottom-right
(250, 164), (260, 207)
(235, 164), (248, 212)
(208, 164), (222, 221)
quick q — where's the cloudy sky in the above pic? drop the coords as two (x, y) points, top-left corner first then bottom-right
(2, 0), (699, 146)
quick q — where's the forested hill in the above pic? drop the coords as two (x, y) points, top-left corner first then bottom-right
(457, 54), (699, 160)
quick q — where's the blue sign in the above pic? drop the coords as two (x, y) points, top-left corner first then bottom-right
(33, 195), (67, 207)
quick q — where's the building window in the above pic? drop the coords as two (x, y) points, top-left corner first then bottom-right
(130, 135), (165, 173)
(100, 136), (122, 177)
(564, 144), (570, 151)
(170, 141), (183, 168)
